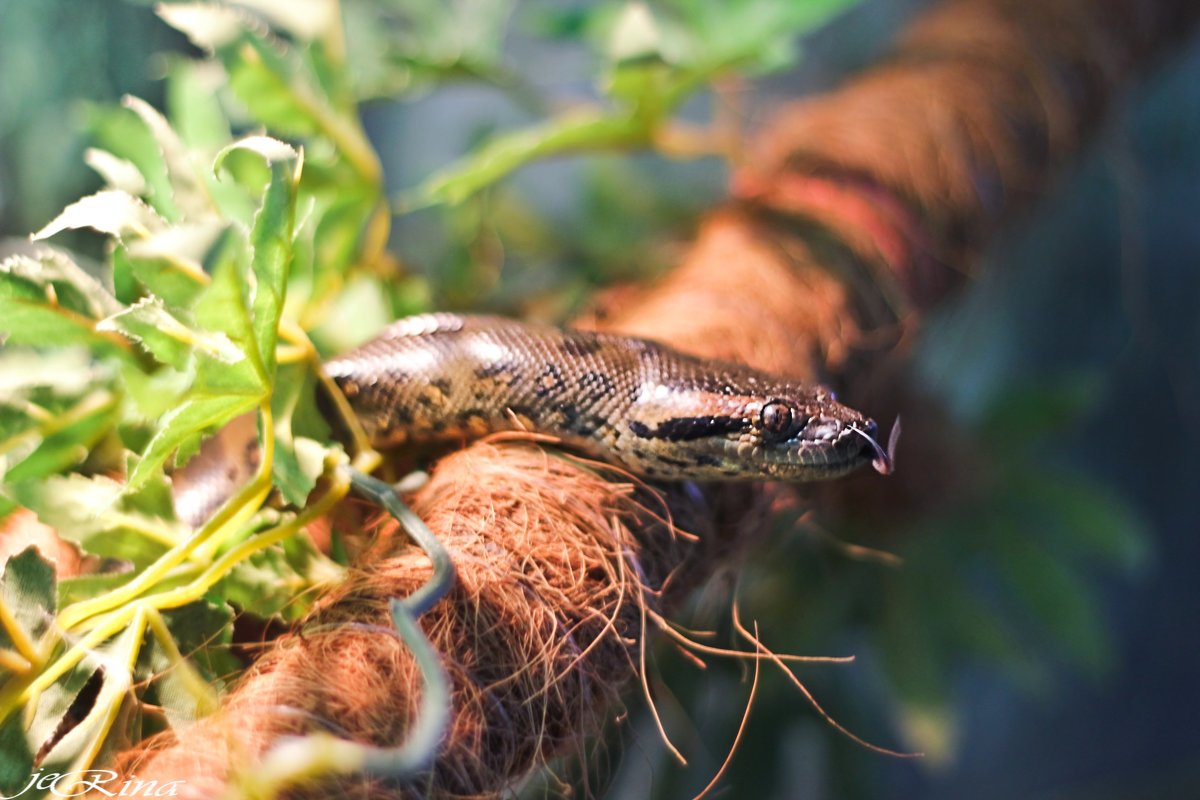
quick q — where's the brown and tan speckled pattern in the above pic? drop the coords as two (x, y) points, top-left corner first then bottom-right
(324, 314), (881, 481)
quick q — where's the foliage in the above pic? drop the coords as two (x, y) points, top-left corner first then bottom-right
(0, 0), (865, 793)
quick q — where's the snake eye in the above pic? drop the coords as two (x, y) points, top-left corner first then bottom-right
(760, 401), (800, 441)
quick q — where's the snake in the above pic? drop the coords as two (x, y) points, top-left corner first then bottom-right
(174, 314), (896, 529)
(323, 314), (896, 482)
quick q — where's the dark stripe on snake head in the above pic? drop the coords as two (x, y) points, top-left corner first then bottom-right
(628, 415), (748, 442)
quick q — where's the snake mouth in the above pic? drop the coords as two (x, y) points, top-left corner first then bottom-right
(847, 417), (900, 475)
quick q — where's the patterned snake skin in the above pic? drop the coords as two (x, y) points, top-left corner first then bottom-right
(324, 314), (892, 481)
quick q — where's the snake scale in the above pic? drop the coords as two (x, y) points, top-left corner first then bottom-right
(324, 314), (895, 482)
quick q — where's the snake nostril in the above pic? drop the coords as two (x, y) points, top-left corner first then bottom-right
(862, 419), (878, 439)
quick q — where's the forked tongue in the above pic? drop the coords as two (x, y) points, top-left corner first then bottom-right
(854, 417), (901, 475)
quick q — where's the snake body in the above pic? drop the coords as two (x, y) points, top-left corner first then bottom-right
(324, 314), (890, 482)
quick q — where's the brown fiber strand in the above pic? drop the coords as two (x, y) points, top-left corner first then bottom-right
(105, 0), (1200, 797)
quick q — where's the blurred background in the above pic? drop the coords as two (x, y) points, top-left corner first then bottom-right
(1, 1), (1197, 798)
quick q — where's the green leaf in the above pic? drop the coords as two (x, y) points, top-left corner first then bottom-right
(2, 391), (118, 483)
(127, 393), (260, 493)
(412, 111), (646, 207)
(0, 547), (57, 647)
(980, 375), (1101, 445)
(0, 255), (129, 363)
(214, 134), (300, 173)
(85, 148), (148, 196)
(228, 0), (340, 43)
(215, 135), (300, 380)
(117, 359), (192, 422)
(122, 95), (216, 221)
(0, 711), (36, 797)
(223, 32), (323, 137)
(668, 0), (857, 76)
(992, 527), (1110, 676)
(23, 660), (100, 776)
(57, 570), (136, 609)
(157, 600), (238, 685)
(98, 296), (244, 371)
(0, 285), (114, 353)
(0, 552), (57, 796)
(0, 250), (121, 320)
(35, 617), (143, 778)
(308, 274), (394, 354)
(8, 474), (180, 564)
(191, 235), (268, 395)
(220, 532), (334, 622)
(1013, 471), (1151, 572)
(166, 57), (234, 147)
(932, 573), (1046, 688)
(270, 363), (329, 506)
(142, 601), (235, 727)
(87, 102), (179, 220)
(118, 223), (220, 308)
(32, 190), (166, 241)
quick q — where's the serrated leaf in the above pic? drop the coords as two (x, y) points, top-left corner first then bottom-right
(214, 135), (299, 175)
(220, 533), (330, 621)
(0, 250), (121, 319)
(98, 296), (244, 370)
(84, 148), (148, 196)
(224, 32), (323, 137)
(191, 237), (268, 395)
(0, 268), (118, 353)
(126, 219), (226, 273)
(57, 569), (135, 609)
(139, 602), (232, 728)
(2, 391), (118, 483)
(23, 660), (99, 776)
(127, 393), (260, 493)
(215, 136), (300, 380)
(122, 95), (215, 220)
(8, 473), (180, 564)
(117, 358), (192, 422)
(86, 102), (178, 220)
(32, 190), (166, 241)
(159, 601), (236, 682)
(114, 240), (209, 310)
(0, 294), (112, 352)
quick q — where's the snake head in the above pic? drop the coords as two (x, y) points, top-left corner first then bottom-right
(741, 389), (894, 480)
(625, 380), (895, 482)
